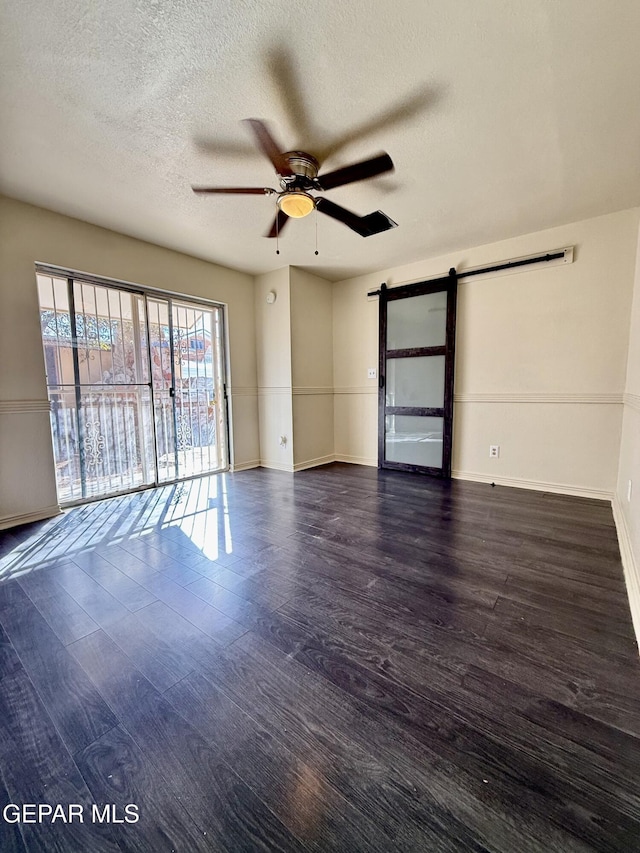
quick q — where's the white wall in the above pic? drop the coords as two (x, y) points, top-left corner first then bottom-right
(333, 208), (640, 498)
(0, 196), (259, 528)
(254, 268), (293, 471)
(615, 219), (640, 646)
(253, 266), (333, 472)
(333, 277), (380, 466)
(290, 268), (334, 470)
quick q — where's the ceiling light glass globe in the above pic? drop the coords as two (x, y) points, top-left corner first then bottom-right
(278, 192), (315, 218)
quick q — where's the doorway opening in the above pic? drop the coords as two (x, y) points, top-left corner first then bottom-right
(36, 268), (228, 504)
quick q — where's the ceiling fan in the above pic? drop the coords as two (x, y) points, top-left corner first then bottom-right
(192, 119), (398, 239)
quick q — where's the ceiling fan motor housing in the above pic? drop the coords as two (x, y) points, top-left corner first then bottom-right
(280, 151), (319, 189)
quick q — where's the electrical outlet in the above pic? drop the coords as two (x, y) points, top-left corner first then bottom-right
(628, 480), (633, 502)
(489, 445), (500, 458)
(367, 368), (377, 379)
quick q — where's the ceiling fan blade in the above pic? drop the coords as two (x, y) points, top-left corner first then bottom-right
(316, 153), (394, 191)
(194, 136), (258, 159)
(265, 46), (316, 149)
(243, 119), (293, 176)
(192, 186), (276, 195)
(357, 210), (398, 236)
(265, 209), (290, 238)
(316, 86), (435, 161)
(315, 198), (397, 237)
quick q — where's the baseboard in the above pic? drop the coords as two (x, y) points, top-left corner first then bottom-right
(452, 470), (613, 502)
(231, 459), (261, 472)
(0, 504), (62, 530)
(259, 460), (295, 473)
(612, 495), (640, 654)
(293, 454), (336, 472)
(334, 454), (377, 467)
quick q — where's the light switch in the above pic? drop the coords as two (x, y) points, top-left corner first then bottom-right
(367, 368), (377, 379)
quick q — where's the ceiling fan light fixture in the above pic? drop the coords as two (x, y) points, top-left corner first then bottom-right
(278, 191), (315, 218)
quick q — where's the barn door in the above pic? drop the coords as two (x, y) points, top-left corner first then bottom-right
(378, 270), (457, 477)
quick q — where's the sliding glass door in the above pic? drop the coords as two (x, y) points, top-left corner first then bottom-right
(37, 271), (228, 504)
(148, 296), (228, 483)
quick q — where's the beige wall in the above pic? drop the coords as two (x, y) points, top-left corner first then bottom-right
(615, 219), (640, 645)
(0, 196), (259, 527)
(333, 208), (640, 498)
(254, 268), (293, 471)
(290, 268), (334, 470)
(254, 266), (334, 472)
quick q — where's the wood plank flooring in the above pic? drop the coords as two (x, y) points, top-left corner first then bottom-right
(0, 463), (639, 852)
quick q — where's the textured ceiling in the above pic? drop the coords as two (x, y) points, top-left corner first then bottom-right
(1, 0), (640, 281)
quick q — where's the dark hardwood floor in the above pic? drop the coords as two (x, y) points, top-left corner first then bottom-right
(0, 463), (639, 852)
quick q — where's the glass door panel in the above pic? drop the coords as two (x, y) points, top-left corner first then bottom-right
(39, 273), (82, 503)
(171, 300), (226, 477)
(385, 356), (445, 409)
(37, 274), (156, 502)
(147, 295), (228, 483)
(77, 383), (155, 499)
(73, 280), (155, 500)
(210, 306), (228, 471)
(147, 296), (178, 483)
(385, 415), (444, 468)
(386, 290), (447, 349)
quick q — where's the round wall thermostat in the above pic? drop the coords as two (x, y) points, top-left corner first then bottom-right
(266, 291), (276, 304)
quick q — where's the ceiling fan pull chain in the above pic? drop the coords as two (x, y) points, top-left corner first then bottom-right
(276, 212), (280, 255)
(315, 210), (319, 256)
